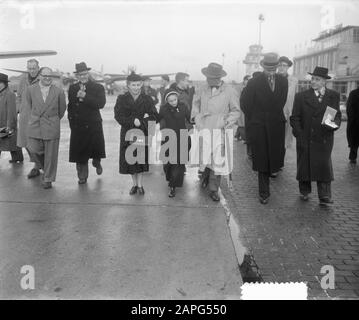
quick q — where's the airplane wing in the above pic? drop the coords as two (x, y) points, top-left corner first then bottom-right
(2, 68), (27, 74)
(105, 73), (176, 83)
(0, 50), (57, 59)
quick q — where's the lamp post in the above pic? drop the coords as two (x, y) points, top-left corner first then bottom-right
(222, 53), (225, 67)
(258, 14), (265, 46)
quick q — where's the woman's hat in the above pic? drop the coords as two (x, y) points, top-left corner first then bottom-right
(127, 72), (143, 82)
(0, 73), (10, 83)
(74, 62), (91, 74)
(308, 66), (331, 79)
(278, 56), (293, 67)
(201, 62), (227, 79)
(164, 89), (179, 101)
(260, 52), (279, 70)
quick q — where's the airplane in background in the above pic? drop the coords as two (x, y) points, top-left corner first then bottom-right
(0, 50), (57, 59)
(3, 64), (175, 94)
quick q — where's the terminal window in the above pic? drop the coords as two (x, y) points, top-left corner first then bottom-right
(353, 29), (359, 43)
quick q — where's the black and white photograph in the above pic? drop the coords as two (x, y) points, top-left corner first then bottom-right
(0, 0), (359, 304)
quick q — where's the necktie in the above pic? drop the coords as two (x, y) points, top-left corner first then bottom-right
(268, 75), (275, 91)
(316, 90), (324, 103)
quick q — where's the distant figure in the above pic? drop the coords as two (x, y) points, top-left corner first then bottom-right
(235, 75), (250, 141)
(0, 73), (23, 163)
(346, 87), (359, 164)
(290, 67), (341, 205)
(17, 59), (41, 177)
(68, 62), (106, 184)
(142, 76), (159, 107)
(277, 56), (298, 151)
(114, 72), (158, 195)
(241, 53), (288, 204)
(25, 67), (67, 189)
(169, 72), (192, 129)
(191, 62), (240, 202)
(158, 75), (170, 106)
(158, 89), (191, 198)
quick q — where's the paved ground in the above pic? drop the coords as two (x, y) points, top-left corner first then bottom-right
(0, 95), (242, 299)
(221, 124), (359, 300)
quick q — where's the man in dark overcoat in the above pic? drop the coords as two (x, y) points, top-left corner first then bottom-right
(290, 66), (341, 205)
(346, 87), (359, 164)
(68, 62), (106, 184)
(241, 53), (288, 204)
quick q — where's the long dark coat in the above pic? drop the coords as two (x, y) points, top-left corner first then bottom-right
(240, 73), (288, 173)
(68, 80), (106, 163)
(290, 88), (341, 182)
(0, 87), (18, 151)
(114, 92), (158, 174)
(346, 88), (359, 148)
(158, 101), (191, 187)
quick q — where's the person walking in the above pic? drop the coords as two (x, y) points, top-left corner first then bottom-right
(191, 62), (240, 202)
(25, 67), (67, 189)
(68, 62), (106, 184)
(114, 72), (158, 195)
(0, 73), (23, 163)
(159, 89), (191, 197)
(241, 53), (288, 204)
(290, 66), (341, 205)
(17, 59), (41, 177)
(346, 87), (359, 164)
(277, 56), (298, 151)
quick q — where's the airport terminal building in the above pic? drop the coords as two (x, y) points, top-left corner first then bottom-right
(293, 24), (359, 100)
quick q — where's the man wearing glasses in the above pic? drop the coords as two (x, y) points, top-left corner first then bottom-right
(67, 62), (106, 184)
(25, 67), (67, 189)
(277, 56), (298, 153)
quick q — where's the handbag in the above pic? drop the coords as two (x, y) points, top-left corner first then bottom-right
(0, 127), (14, 139)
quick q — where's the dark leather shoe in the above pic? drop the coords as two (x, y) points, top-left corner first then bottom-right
(349, 159), (357, 164)
(9, 159), (23, 164)
(259, 196), (269, 204)
(27, 168), (40, 179)
(42, 181), (52, 189)
(319, 197), (334, 205)
(78, 178), (87, 184)
(300, 194), (309, 201)
(209, 191), (220, 202)
(168, 187), (176, 198)
(95, 163), (103, 175)
(137, 186), (145, 195)
(129, 186), (138, 195)
(270, 173), (278, 178)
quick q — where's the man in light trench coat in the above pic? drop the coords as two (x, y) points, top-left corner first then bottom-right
(191, 62), (240, 202)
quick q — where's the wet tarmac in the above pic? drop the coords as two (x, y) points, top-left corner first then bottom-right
(0, 96), (243, 299)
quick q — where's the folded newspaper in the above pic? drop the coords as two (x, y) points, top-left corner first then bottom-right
(321, 106), (338, 129)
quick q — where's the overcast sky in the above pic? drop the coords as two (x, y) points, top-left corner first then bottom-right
(1, 0), (359, 81)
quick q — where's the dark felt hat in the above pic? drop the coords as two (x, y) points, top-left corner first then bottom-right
(127, 72), (143, 82)
(201, 62), (227, 79)
(278, 56), (293, 67)
(0, 73), (10, 83)
(74, 62), (91, 74)
(260, 52), (279, 70)
(308, 66), (331, 79)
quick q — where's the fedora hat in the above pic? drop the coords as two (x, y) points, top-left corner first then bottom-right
(278, 56), (293, 67)
(0, 73), (10, 83)
(201, 62), (227, 79)
(308, 66), (331, 79)
(74, 62), (91, 74)
(260, 52), (279, 70)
